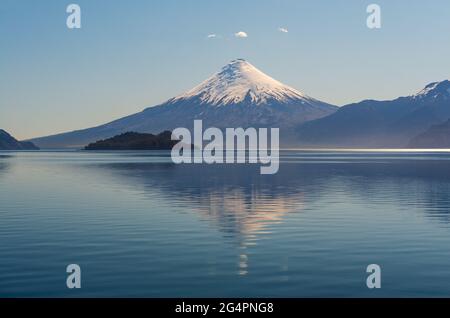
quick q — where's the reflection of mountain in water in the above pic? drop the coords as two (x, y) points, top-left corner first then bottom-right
(87, 152), (450, 225)
(317, 159), (450, 224)
(89, 162), (309, 240)
(86, 162), (312, 274)
(0, 155), (11, 176)
(84, 152), (450, 272)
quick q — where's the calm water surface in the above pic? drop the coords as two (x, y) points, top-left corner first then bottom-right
(1, 150), (450, 297)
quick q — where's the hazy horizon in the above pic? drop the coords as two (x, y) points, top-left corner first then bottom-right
(1, 0), (450, 139)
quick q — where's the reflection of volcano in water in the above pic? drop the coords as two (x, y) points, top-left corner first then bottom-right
(87, 155), (450, 226)
(195, 188), (304, 240)
(84, 152), (450, 274)
(87, 162), (311, 274)
(89, 162), (313, 235)
(188, 188), (305, 275)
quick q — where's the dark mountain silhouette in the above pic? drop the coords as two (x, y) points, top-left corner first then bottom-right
(298, 80), (450, 148)
(85, 131), (178, 150)
(408, 119), (450, 148)
(0, 129), (39, 150)
(30, 59), (337, 149)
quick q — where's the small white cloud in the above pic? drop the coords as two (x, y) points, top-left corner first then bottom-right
(207, 34), (217, 39)
(278, 27), (288, 33)
(234, 31), (248, 38)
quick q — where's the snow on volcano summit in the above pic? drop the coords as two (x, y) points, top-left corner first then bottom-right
(171, 59), (319, 106)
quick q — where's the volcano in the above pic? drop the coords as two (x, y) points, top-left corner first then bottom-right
(30, 59), (337, 148)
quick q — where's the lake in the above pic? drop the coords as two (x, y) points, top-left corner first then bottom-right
(1, 150), (450, 297)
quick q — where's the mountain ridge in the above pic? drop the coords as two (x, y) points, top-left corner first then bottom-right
(408, 119), (450, 148)
(0, 129), (39, 150)
(297, 80), (450, 148)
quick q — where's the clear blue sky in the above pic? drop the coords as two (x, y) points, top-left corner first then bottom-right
(1, 0), (450, 139)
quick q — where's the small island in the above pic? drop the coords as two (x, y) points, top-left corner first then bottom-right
(84, 131), (178, 150)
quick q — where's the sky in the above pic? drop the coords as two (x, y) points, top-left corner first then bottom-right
(1, 0), (450, 140)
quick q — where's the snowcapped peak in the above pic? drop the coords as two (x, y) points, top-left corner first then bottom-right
(171, 59), (314, 106)
(223, 58), (250, 68)
(219, 59), (260, 75)
(414, 80), (450, 99)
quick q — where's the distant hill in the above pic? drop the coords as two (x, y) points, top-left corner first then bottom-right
(85, 131), (178, 150)
(298, 80), (450, 148)
(0, 129), (39, 150)
(30, 59), (337, 149)
(408, 119), (450, 148)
